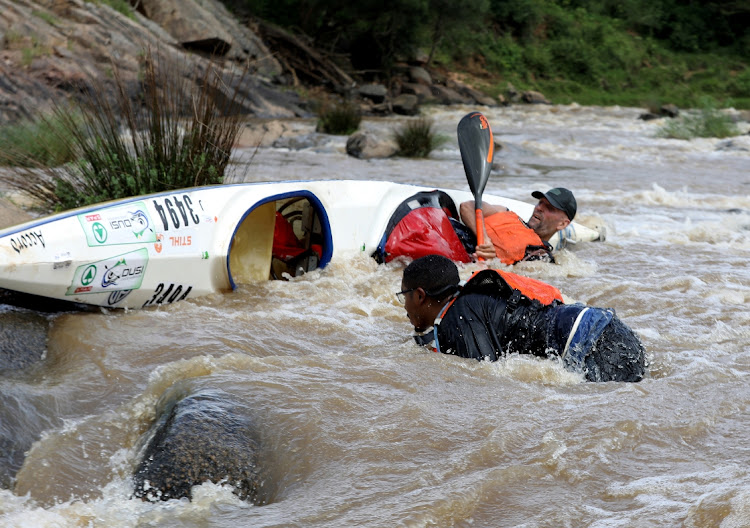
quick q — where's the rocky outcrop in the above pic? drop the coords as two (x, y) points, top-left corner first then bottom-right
(133, 387), (263, 503)
(0, 0), (545, 125)
(639, 103), (681, 121)
(0, 0), (304, 124)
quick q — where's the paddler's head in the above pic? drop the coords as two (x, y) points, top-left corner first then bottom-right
(528, 187), (577, 241)
(399, 255), (459, 333)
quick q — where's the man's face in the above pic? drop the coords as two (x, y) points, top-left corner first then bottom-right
(527, 197), (570, 241)
(401, 282), (429, 333)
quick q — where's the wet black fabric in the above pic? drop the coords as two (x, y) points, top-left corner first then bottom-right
(435, 292), (646, 382)
(436, 293), (553, 361)
(582, 315), (646, 382)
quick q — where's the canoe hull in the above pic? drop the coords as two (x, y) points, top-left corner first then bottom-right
(0, 180), (602, 309)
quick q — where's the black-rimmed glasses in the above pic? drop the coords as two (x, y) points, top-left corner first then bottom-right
(395, 288), (415, 304)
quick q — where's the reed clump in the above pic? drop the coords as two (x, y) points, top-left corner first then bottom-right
(657, 98), (740, 139)
(316, 100), (362, 135)
(393, 117), (447, 158)
(0, 49), (248, 211)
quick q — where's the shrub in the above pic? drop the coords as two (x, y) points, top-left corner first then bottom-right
(0, 49), (249, 211)
(657, 97), (740, 139)
(316, 100), (361, 135)
(393, 118), (447, 158)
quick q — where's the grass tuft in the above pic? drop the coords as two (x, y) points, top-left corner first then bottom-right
(657, 97), (740, 139)
(316, 100), (362, 135)
(393, 118), (447, 158)
(0, 114), (79, 168)
(0, 49), (249, 211)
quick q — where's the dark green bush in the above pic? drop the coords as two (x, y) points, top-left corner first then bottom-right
(658, 97), (740, 139)
(0, 49), (248, 211)
(316, 101), (362, 135)
(393, 118), (447, 158)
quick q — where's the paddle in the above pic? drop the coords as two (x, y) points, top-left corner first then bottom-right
(457, 111), (494, 260)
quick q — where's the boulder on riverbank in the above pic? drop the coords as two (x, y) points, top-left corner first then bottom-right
(0, 0), (304, 124)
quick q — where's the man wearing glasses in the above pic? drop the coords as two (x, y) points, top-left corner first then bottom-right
(397, 254), (646, 382)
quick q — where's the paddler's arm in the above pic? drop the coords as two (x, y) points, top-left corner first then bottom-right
(459, 200), (509, 261)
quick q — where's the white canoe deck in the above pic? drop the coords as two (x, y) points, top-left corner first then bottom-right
(0, 180), (602, 309)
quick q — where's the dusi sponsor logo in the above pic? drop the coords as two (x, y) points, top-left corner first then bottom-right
(78, 202), (157, 246)
(66, 248), (149, 296)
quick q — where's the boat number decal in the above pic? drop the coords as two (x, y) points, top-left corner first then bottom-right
(66, 248), (148, 296)
(152, 194), (200, 232)
(142, 283), (193, 308)
(78, 202), (157, 246)
(10, 230), (45, 254)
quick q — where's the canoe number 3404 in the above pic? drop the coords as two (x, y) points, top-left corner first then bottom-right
(152, 195), (201, 231)
(142, 282), (193, 308)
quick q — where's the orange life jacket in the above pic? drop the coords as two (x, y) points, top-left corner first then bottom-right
(484, 210), (545, 265)
(416, 269), (563, 353)
(492, 270), (563, 305)
(441, 269), (563, 323)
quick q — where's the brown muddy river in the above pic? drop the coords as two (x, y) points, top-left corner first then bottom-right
(1, 104), (750, 527)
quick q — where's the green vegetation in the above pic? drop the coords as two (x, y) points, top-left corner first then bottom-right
(19, 36), (51, 67)
(0, 50), (247, 211)
(0, 114), (78, 168)
(316, 100), (362, 135)
(393, 118), (447, 158)
(91, 0), (135, 19)
(32, 10), (58, 25)
(657, 98), (740, 139)
(223, 0), (750, 109)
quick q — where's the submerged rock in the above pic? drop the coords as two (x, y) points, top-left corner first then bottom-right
(0, 309), (50, 371)
(133, 387), (262, 503)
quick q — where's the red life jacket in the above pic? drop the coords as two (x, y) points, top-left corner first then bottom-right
(484, 211), (546, 265)
(384, 207), (471, 263)
(374, 190), (472, 263)
(272, 212), (322, 261)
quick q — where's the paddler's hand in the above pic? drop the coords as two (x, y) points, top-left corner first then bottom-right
(472, 241), (496, 261)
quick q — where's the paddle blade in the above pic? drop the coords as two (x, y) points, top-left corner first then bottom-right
(457, 111), (494, 206)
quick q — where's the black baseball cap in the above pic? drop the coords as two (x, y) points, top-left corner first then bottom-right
(531, 188), (577, 220)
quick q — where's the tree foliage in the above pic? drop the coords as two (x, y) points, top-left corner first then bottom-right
(222, 0), (749, 107)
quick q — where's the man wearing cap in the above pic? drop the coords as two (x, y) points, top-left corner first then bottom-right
(459, 187), (577, 264)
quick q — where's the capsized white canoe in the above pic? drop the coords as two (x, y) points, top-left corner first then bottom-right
(0, 180), (603, 309)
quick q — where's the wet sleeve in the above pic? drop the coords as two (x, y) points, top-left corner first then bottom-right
(438, 296), (505, 361)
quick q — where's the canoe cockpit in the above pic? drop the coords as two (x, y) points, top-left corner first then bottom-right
(227, 192), (332, 286)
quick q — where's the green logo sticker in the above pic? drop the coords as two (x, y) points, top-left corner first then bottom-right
(67, 248), (149, 296)
(92, 222), (107, 244)
(78, 202), (157, 246)
(80, 265), (97, 286)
